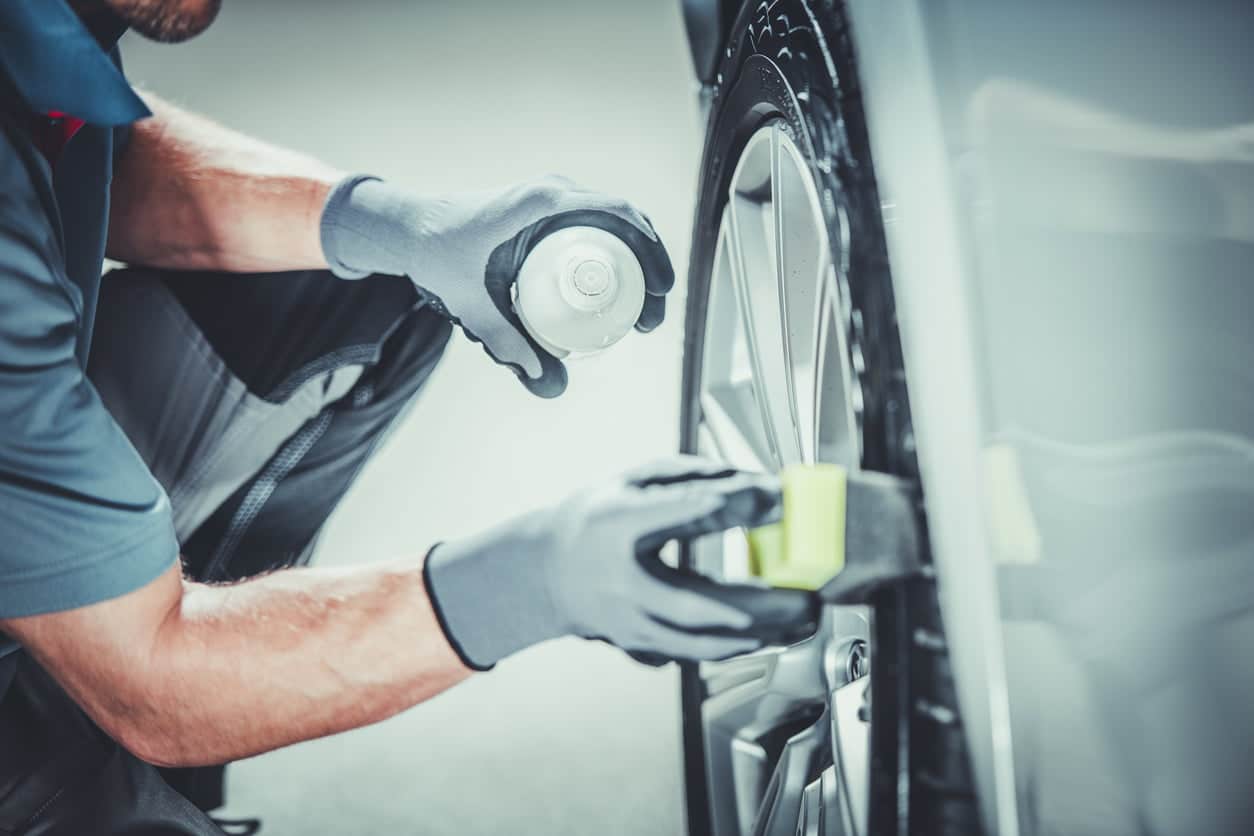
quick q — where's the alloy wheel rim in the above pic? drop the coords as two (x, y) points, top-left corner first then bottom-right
(693, 120), (873, 835)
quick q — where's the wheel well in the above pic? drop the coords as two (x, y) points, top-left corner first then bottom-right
(681, 0), (743, 85)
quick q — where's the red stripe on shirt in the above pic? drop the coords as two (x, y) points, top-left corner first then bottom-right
(31, 110), (87, 168)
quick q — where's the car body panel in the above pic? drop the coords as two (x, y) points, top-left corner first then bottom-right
(846, 1), (1254, 834)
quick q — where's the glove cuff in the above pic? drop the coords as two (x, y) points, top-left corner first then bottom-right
(421, 544), (490, 671)
(422, 514), (570, 669)
(319, 174), (405, 280)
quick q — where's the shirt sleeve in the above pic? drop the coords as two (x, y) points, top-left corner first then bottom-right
(0, 125), (177, 619)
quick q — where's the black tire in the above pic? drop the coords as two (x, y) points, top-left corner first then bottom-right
(678, 2), (981, 834)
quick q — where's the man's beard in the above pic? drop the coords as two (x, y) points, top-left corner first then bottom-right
(101, 0), (223, 43)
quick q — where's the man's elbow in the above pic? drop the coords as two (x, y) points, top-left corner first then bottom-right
(84, 685), (177, 767)
(1, 565), (200, 766)
(100, 651), (216, 768)
(105, 702), (206, 769)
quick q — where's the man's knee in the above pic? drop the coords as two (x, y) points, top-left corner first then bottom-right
(175, 297), (451, 583)
(94, 263), (451, 427)
(348, 302), (453, 417)
(91, 266), (451, 581)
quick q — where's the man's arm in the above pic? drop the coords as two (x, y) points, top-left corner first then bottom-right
(0, 557), (470, 768)
(107, 91), (341, 272)
(0, 460), (816, 770)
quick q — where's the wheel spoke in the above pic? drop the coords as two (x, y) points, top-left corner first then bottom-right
(830, 678), (871, 835)
(749, 709), (830, 836)
(815, 275), (861, 466)
(701, 215), (776, 472)
(728, 192), (794, 466)
(726, 128), (803, 466)
(819, 767), (846, 836)
(701, 653), (775, 698)
(798, 773), (824, 836)
(823, 608), (872, 836)
(703, 640), (829, 834)
(771, 124), (831, 465)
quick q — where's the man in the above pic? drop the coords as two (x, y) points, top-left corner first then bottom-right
(0, 1), (817, 832)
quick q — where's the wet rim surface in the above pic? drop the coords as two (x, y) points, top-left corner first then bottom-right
(692, 119), (874, 836)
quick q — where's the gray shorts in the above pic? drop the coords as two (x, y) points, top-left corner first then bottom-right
(89, 266), (451, 580)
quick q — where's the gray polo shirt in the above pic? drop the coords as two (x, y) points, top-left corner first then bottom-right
(0, 2), (178, 664)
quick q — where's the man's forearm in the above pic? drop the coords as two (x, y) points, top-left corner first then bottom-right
(148, 561), (469, 766)
(108, 92), (342, 272)
(144, 560), (470, 766)
(11, 559), (471, 768)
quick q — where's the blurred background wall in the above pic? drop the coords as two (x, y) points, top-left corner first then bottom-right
(122, 1), (703, 832)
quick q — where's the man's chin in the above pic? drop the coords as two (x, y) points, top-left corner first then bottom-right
(109, 0), (223, 43)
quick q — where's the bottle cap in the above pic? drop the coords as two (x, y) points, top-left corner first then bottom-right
(515, 226), (646, 357)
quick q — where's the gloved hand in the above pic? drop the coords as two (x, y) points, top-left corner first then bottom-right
(423, 456), (820, 670)
(319, 174), (674, 398)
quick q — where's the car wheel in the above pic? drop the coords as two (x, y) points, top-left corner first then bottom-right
(678, 2), (981, 834)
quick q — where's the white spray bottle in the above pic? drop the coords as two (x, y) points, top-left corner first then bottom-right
(513, 226), (646, 358)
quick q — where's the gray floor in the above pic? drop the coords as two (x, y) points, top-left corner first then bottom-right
(122, 2), (703, 833)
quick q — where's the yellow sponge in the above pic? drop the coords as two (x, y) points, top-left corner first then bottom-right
(746, 464), (846, 590)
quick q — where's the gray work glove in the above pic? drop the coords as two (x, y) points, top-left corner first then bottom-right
(423, 456), (820, 670)
(319, 174), (674, 398)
